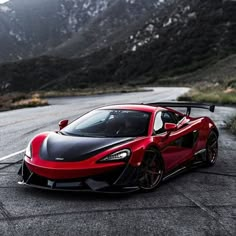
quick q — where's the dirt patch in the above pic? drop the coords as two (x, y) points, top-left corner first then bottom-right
(0, 93), (48, 112)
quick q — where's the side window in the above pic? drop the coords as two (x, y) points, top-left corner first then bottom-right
(173, 113), (184, 123)
(162, 112), (176, 124)
(154, 111), (177, 134)
(154, 112), (164, 133)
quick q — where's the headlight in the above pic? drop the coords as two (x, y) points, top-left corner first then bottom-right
(25, 143), (32, 158)
(99, 149), (131, 162)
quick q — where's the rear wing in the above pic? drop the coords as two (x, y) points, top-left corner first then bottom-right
(146, 102), (215, 116)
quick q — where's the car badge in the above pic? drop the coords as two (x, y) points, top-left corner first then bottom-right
(56, 157), (64, 161)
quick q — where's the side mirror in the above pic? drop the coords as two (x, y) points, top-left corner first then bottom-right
(59, 119), (69, 130)
(164, 123), (177, 132)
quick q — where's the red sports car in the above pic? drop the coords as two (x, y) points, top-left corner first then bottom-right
(18, 102), (218, 193)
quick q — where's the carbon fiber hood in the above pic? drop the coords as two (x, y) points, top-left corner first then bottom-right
(40, 132), (134, 162)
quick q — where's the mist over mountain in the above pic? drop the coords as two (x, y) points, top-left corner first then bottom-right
(0, 0), (235, 92)
(0, 0), (115, 62)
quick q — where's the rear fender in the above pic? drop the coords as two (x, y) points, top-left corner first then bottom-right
(204, 117), (219, 136)
(200, 117), (218, 147)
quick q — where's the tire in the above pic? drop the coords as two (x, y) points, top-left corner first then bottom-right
(139, 148), (164, 192)
(205, 131), (218, 166)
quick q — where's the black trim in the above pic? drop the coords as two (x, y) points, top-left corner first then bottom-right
(114, 165), (140, 186)
(18, 160), (139, 193)
(146, 102), (215, 116)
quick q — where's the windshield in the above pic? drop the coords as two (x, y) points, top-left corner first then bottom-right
(62, 109), (151, 137)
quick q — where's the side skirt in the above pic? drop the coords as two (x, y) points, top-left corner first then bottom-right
(163, 149), (207, 181)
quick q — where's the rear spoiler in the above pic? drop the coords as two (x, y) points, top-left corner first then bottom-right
(146, 102), (215, 116)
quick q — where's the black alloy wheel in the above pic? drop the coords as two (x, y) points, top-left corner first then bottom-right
(139, 148), (164, 192)
(205, 131), (218, 166)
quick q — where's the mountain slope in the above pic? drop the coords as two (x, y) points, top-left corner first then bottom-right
(0, 0), (113, 63)
(0, 0), (164, 62)
(67, 0), (236, 84)
(93, 0), (236, 83)
(49, 0), (163, 58)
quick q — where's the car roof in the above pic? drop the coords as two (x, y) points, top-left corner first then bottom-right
(99, 104), (166, 113)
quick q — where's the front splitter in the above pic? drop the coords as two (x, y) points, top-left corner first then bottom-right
(18, 181), (139, 194)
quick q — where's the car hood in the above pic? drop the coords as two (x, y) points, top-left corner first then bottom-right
(40, 132), (134, 162)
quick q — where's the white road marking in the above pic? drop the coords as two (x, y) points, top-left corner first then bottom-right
(0, 149), (25, 162)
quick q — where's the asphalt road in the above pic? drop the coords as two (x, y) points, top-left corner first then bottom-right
(0, 87), (235, 236)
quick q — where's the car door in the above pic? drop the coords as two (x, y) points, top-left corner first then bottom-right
(153, 111), (197, 171)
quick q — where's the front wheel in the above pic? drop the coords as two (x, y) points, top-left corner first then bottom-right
(139, 148), (164, 192)
(205, 131), (218, 166)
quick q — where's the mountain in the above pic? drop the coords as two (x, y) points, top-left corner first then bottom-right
(0, 0), (113, 62)
(0, 0), (163, 63)
(0, 0), (235, 93)
(49, 0), (163, 58)
(108, 0), (236, 82)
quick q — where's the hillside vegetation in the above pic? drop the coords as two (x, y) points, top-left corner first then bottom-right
(176, 55), (236, 104)
(0, 93), (48, 111)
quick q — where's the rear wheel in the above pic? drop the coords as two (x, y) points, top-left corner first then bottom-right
(205, 131), (218, 166)
(139, 148), (164, 192)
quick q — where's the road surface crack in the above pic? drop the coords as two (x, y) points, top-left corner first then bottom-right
(0, 201), (18, 236)
(0, 160), (22, 171)
(193, 170), (236, 178)
(0, 204), (234, 223)
(170, 185), (234, 236)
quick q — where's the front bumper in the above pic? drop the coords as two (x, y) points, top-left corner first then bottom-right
(18, 161), (141, 193)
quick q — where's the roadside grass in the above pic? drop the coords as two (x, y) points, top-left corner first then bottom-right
(0, 93), (48, 111)
(178, 83), (236, 135)
(178, 86), (236, 105)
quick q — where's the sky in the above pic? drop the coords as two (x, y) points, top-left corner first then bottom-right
(0, 0), (9, 4)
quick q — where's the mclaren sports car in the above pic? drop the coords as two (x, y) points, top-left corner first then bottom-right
(18, 102), (218, 192)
